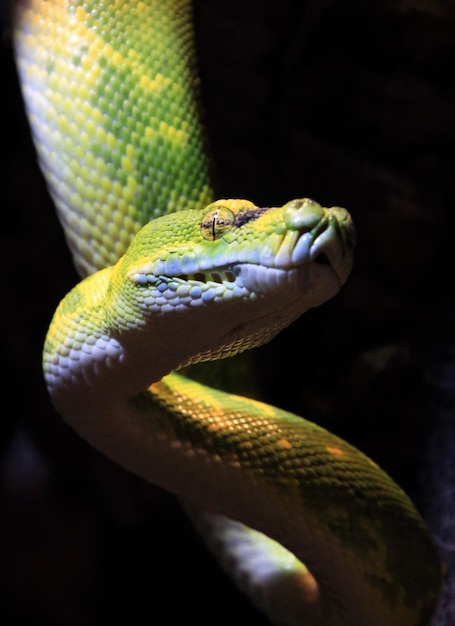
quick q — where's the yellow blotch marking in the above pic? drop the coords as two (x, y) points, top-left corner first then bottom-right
(57, 114), (69, 134)
(121, 155), (134, 175)
(145, 126), (155, 141)
(121, 177), (139, 202)
(106, 132), (117, 151)
(74, 111), (86, 129)
(326, 446), (344, 457)
(277, 438), (293, 450)
(57, 268), (112, 316)
(95, 158), (106, 175)
(95, 125), (107, 144)
(158, 120), (187, 146)
(112, 181), (123, 198)
(85, 119), (96, 138)
(110, 50), (125, 68)
(141, 72), (172, 93)
(75, 5), (87, 24)
(101, 176), (111, 193)
(241, 396), (277, 417)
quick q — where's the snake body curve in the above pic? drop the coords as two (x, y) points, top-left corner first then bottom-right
(13, 1), (442, 624)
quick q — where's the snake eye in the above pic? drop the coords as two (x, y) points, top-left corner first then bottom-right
(201, 205), (235, 241)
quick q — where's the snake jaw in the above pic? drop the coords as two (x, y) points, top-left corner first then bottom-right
(115, 199), (355, 348)
(309, 209), (356, 286)
(249, 202), (355, 295)
(127, 197), (354, 292)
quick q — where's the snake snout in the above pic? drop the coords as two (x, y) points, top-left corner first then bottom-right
(309, 208), (355, 284)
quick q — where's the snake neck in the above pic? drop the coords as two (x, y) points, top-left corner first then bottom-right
(42, 197), (356, 422)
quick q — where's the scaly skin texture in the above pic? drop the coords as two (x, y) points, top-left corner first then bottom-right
(13, 0), (442, 624)
(14, 0), (213, 276)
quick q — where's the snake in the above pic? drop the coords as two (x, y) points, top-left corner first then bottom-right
(12, 0), (443, 624)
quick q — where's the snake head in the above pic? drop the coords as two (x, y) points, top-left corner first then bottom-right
(106, 197), (355, 371)
(125, 197), (355, 288)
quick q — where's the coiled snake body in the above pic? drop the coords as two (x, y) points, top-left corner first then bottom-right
(13, 0), (442, 624)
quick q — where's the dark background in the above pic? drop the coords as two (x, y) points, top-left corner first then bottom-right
(1, 0), (454, 624)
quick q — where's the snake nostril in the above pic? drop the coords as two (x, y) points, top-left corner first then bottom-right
(313, 252), (331, 266)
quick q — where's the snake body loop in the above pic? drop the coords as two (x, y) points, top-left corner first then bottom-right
(13, 0), (442, 624)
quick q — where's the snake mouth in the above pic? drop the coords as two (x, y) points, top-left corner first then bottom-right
(127, 199), (355, 311)
(174, 269), (237, 285)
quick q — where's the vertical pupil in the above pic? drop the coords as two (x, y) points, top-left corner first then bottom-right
(211, 212), (218, 239)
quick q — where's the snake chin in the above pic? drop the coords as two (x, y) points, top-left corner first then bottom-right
(215, 266), (344, 353)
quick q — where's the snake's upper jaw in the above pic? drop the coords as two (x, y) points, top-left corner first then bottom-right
(238, 200), (355, 302)
(308, 207), (356, 287)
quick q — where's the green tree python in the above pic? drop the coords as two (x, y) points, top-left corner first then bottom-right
(12, 0), (443, 624)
